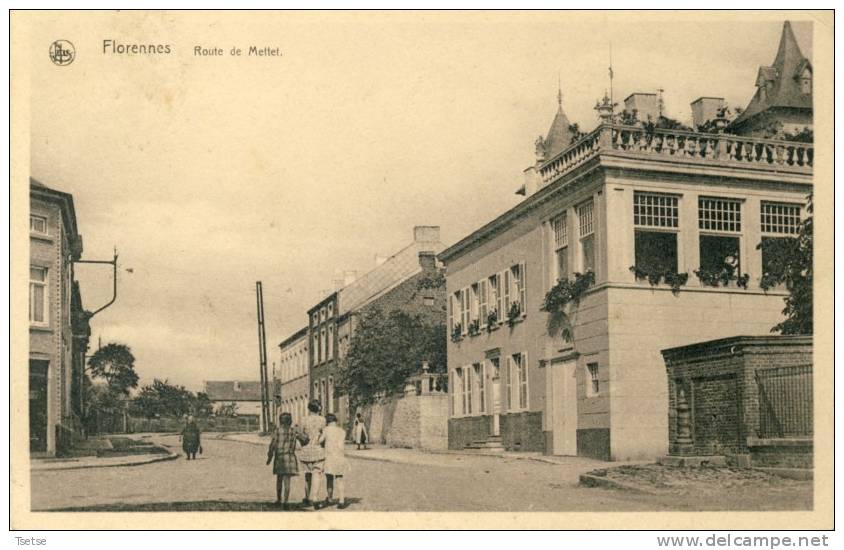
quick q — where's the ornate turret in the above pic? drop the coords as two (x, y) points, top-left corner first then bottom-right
(534, 86), (575, 164)
(730, 21), (813, 137)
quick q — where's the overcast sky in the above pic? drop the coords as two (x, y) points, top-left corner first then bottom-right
(29, 12), (814, 391)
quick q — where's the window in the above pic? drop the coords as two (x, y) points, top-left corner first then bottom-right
(634, 192), (680, 274)
(552, 212), (569, 281)
(29, 267), (48, 325)
(698, 197), (741, 233)
(30, 214), (48, 235)
(320, 307), (326, 322)
(313, 333), (320, 364)
(510, 353), (528, 410)
(761, 202), (801, 235)
(423, 296), (435, 306)
(453, 368), (467, 415)
(327, 324), (334, 360)
(461, 288), (470, 335)
(586, 363), (600, 397)
(473, 362), (485, 414)
(463, 366), (473, 414)
(470, 283), (480, 324)
(478, 280), (488, 328)
(506, 263), (526, 316)
(447, 292), (454, 333)
(800, 69), (812, 94)
(327, 302), (334, 317)
(488, 274), (500, 322)
(698, 197), (742, 276)
(327, 377), (334, 414)
(502, 270), (511, 316)
(313, 381), (319, 402)
(578, 200), (595, 272)
(503, 356), (512, 411)
(321, 328), (327, 362)
(761, 202), (802, 281)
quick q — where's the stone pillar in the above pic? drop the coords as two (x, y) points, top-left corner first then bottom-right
(675, 384), (694, 455)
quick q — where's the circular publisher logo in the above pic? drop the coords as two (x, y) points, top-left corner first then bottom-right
(49, 40), (75, 66)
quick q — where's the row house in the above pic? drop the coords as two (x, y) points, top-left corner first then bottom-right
(277, 326), (309, 425)
(439, 21), (813, 460)
(306, 226), (445, 429)
(29, 179), (88, 455)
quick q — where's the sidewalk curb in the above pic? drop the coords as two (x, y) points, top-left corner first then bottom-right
(31, 448), (179, 472)
(218, 434), (605, 468)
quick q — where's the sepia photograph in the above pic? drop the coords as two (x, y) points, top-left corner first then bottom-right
(9, 9), (834, 533)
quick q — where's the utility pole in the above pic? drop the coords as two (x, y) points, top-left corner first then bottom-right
(255, 282), (270, 433)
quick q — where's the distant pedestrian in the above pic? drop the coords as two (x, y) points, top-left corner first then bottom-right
(267, 412), (309, 509)
(320, 413), (350, 509)
(353, 412), (368, 450)
(180, 415), (201, 460)
(298, 400), (326, 509)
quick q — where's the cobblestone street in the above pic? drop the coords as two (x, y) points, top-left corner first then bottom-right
(29, 435), (812, 512)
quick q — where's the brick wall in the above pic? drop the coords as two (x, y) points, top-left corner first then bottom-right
(448, 415), (491, 449)
(500, 411), (544, 452)
(662, 335), (813, 467)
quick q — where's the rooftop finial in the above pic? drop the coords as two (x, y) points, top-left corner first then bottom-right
(557, 72), (563, 108)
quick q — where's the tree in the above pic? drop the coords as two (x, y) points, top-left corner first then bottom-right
(215, 402), (240, 417)
(87, 343), (139, 395)
(193, 392), (214, 418)
(338, 308), (446, 409)
(758, 194), (813, 335)
(129, 379), (197, 418)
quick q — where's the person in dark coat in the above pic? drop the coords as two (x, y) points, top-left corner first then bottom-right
(180, 415), (201, 460)
(267, 412), (309, 508)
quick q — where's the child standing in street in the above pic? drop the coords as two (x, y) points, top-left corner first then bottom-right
(267, 412), (309, 509)
(320, 413), (350, 509)
(353, 412), (368, 450)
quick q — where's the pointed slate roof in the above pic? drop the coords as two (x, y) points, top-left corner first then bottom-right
(731, 21), (812, 129)
(542, 102), (574, 160)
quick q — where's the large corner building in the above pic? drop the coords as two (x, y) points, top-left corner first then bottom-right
(439, 22), (813, 460)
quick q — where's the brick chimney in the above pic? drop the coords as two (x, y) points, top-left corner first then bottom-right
(418, 251), (437, 270)
(413, 225), (440, 243)
(690, 97), (725, 129)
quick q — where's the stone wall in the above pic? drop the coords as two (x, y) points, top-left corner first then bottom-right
(364, 389), (449, 450)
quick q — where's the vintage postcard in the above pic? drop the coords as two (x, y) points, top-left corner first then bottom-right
(9, 9), (834, 531)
